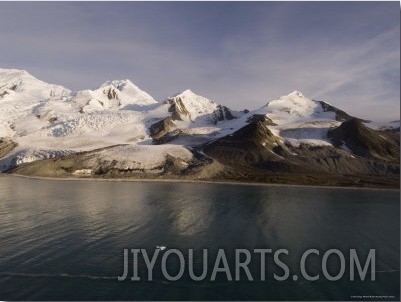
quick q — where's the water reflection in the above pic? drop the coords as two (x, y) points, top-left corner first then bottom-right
(0, 176), (399, 300)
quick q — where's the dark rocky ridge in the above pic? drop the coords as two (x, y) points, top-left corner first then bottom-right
(246, 114), (276, 125)
(200, 117), (399, 188)
(328, 118), (399, 160)
(203, 117), (291, 170)
(166, 97), (191, 121)
(214, 105), (235, 122)
(315, 100), (356, 121)
(6, 114), (399, 188)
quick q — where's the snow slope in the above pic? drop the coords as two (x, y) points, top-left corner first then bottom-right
(71, 80), (157, 112)
(0, 69), (188, 171)
(0, 68), (71, 138)
(251, 91), (341, 146)
(86, 144), (193, 172)
(197, 90), (342, 147)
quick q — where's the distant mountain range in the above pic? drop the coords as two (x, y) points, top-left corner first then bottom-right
(0, 68), (399, 188)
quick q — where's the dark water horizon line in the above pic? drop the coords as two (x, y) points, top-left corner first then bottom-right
(3, 173), (400, 192)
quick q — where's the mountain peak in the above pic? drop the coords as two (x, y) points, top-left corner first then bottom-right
(100, 79), (131, 88)
(100, 79), (140, 91)
(172, 89), (197, 98)
(94, 79), (156, 107)
(0, 68), (30, 76)
(169, 89), (217, 107)
(263, 91), (322, 124)
(182, 89), (194, 94)
(270, 90), (312, 107)
(284, 90), (304, 98)
(0, 68), (37, 86)
(0, 68), (69, 96)
(165, 89), (230, 123)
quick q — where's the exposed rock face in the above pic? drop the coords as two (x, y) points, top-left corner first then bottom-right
(316, 100), (355, 121)
(166, 97), (191, 121)
(0, 138), (17, 158)
(0, 79), (22, 100)
(163, 154), (190, 174)
(285, 144), (399, 176)
(203, 118), (291, 169)
(149, 91), (237, 144)
(103, 87), (119, 100)
(214, 105), (235, 123)
(164, 95), (235, 123)
(384, 127), (400, 146)
(246, 114), (276, 125)
(328, 118), (400, 160)
(149, 117), (179, 144)
(0, 90), (9, 99)
(202, 117), (399, 187)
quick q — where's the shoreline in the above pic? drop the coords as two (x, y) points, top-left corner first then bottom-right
(2, 173), (399, 191)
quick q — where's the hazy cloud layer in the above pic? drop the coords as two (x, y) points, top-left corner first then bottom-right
(0, 2), (399, 121)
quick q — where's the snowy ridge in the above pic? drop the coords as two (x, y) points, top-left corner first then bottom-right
(264, 91), (336, 124)
(0, 147), (75, 172)
(98, 79), (157, 108)
(164, 89), (240, 128)
(0, 69), (71, 137)
(0, 69), (198, 171)
(69, 80), (157, 112)
(0, 68), (70, 97)
(231, 91), (341, 147)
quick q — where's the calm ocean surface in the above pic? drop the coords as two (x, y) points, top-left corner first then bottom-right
(0, 175), (399, 300)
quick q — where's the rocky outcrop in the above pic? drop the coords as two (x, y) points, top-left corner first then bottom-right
(246, 114), (276, 125)
(150, 93), (237, 143)
(316, 100), (355, 121)
(213, 105), (235, 123)
(203, 118), (291, 169)
(103, 87), (119, 100)
(0, 138), (17, 158)
(328, 118), (400, 160)
(201, 117), (399, 187)
(166, 97), (191, 121)
(149, 117), (179, 144)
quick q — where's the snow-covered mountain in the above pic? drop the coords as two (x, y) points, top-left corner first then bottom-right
(0, 69), (399, 187)
(73, 79), (157, 112)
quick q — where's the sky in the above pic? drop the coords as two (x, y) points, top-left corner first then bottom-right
(0, 2), (399, 121)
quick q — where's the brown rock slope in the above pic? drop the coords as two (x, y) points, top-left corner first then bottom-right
(0, 138), (17, 158)
(201, 118), (400, 188)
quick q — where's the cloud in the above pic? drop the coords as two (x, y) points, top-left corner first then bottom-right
(0, 2), (399, 121)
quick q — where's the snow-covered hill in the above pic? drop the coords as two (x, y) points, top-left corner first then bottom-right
(254, 90), (341, 147)
(165, 89), (234, 124)
(72, 79), (157, 112)
(0, 69), (71, 138)
(0, 69), (182, 171)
